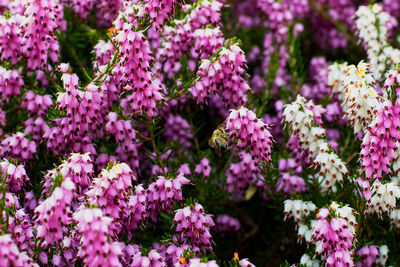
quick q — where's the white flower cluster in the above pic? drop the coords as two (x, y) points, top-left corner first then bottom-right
(300, 253), (320, 267)
(283, 199), (318, 246)
(297, 220), (317, 245)
(327, 62), (348, 103)
(315, 143), (348, 192)
(355, 4), (400, 80)
(283, 95), (348, 191)
(366, 182), (400, 218)
(328, 62), (382, 134)
(283, 199), (317, 224)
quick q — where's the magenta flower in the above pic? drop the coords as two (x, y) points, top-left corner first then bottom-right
(0, 159), (29, 193)
(226, 151), (261, 196)
(1, 132), (36, 162)
(313, 208), (355, 266)
(216, 214), (241, 233)
(139, 0), (177, 28)
(105, 112), (137, 148)
(0, 234), (38, 267)
(6, 208), (35, 254)
(34, 177), (75, 246)
(20, 90), (53, 117)
(73, 208), (122, 267)
(0, 67), (24, 103)
(164, 115), (193, 148)
(190, 43), (251, 108)
(24, 117), (50, 143)
(191, 28), (224, 60)
(356, 245), (379, 267)
(113, 25), (164, 118)
(276, 172), (307, 194)
(361, 100), (400, 179)
(194, 157), (211, 178)
(173, 203), (215, 252)
(125, 184), (147, 231)
(0, 14), (24, 65)
(146, 174), (190, 221)
(226, 107), (273, 163)
(85, 162), (135, 222)
(22, 0), (61, 69)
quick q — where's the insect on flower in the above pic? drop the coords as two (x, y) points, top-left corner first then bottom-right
(208, 121), (230, 157)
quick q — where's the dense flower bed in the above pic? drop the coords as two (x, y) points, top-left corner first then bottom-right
(1, 0), (400, 266)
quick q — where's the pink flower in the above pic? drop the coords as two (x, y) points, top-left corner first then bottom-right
(173, 203), (215, 252)
(146, 174), (190, 221)
(22, 0), (61, 69)
(0, 159), (29, 193)
(85, 162), (135, 222)
(194, 157), (211, 177)
(216, 214), (241, 233)
(34, 178), (75, 246)
(0, 14), (24, 65)
(190, 43), (251, 108)
(73, 208), (122, 267)
(0, 67), (24, 103)
(113, 24), (164, 118)
(226, 107), (273, 163)
(361, 100), (400, 179)
(0, 234), (38, 267)
(1, 132), (36, 162)
(21, 90), (53, 116)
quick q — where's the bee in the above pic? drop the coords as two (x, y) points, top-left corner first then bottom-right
(208, 121), (230, 157)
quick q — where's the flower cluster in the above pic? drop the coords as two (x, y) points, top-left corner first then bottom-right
(312, 207), (355, 266)
(0, 234), (37, 267)
(366, 182), (400, 218)
(146, 174), (190, 221)
(0, 132), (37, 162)
(0, 14), (24, 65)
(226, 107), (273, 163)
(114, 24), (164, 118)
(195, 157), (211, 178)
(355, 4), (400, 80)
(283, 199), (317, 224)
(21, 90), (53, 116)
(190, 43), (251, 108)
(22, 0), (61, 69)
(0, 159), (29, 192)
(85, 162), (135, 221)
(164, 115), (193, 148)
(34, 177), (75, 246)
(73, 208), (122, 267)
(226, 151), (262, 196)
(283, 95), (348, 192)
(0, 67), (24, 103)
(173, 203), (215, 252)
(216, 214), (241, 233)
(328, 62), (382, 134)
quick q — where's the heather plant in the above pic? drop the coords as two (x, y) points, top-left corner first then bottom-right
(3, 0), (400, 266)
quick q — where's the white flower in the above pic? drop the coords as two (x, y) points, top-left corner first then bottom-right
(283, 95), (348, 192)
(300, 253), (320, 267)
(367, 182), (400, 218)
(376, 245), (389, 266)
(283, 199), (317, 224)
(355, 4), (400, 80)
(328, 62), (382, 134)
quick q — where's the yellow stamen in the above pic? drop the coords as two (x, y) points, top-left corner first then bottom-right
(234, 252), (239, 262)
(179, 257), (186, 264)
(357, 69), (364, 78)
